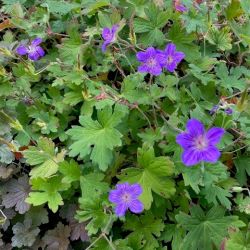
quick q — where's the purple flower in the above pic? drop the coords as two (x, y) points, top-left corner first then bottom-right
(16, 38), (45, 61)
(209, 105), (219, 115)
(224, 108), (233, 115)
(101, 24), (119, 52)
(176, 119), (224, 166)
(136, 47), (163, 76)
(109, 182), (144, 217)
(157, 43), (185, 72)
(174, 0), (188, 12)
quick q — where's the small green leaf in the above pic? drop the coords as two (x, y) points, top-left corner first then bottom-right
(207, 26), (232, 51)
(23, 137), (65, 179)
(26, 177), (69, 213)
(59, 159), (81, 184)
(119, 144), (175, 209)
(234, 157), (250, 185)
(123, 212), (165, 249)
(67, 105), (128, 171)
(176, 205), (245, 250)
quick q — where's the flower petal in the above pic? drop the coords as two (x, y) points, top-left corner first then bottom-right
(31, 38), (42, 46)
(156, 50), (167, 66)
(138, 65), (149, 73)
(129, 200), (144, 214)
(149, 65), (162, 76)
(166, 61), (177, 72)
(129, 183), (142, 196)
(176, 132), (194, 150)
(202, 146), (221, 163)
(186, 119), (205, 137)
(36, 46), (45, 57)
(165, 43), (176, 55)
(116, 182), (129, 191)
(111, 24), (119, 34)
(136, 51), (148, 62)
(206, 127), (224, 145)
(115, 203), (128, 217)
(174, 51), (185, 63)
(109, 189), (122, 203)
(182, 148), (202, 166)
(16, 45), (28, 55)
(101, 41), (109, 52)
(28, 51), (40, 61)
(102, 28), (112, 40)
(146, 47), (157, 57)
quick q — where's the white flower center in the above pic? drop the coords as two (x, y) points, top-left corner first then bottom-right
(167, 56), (173, 64)
(122, 192), (131, 203)
(147, 58), (156, 67)
(28, 45), (36, 53)
(194, 135), (208, 150)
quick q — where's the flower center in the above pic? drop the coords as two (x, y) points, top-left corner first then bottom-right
(122, 192), (131, 203)
(147, 58), (157, 67)
(28, 45), (36, 53)
(167, 56), (173, 64)
(194, 135), (208, 150)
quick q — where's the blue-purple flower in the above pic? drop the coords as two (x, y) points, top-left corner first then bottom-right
(136, 47), (163, 76)
(176, 119), (224, 166)
(109, 182), (144, 217)
(210, 105), (233, 115)
(225, 108), (233, 115)
(209, 105), (219, 115)
(101, 24), (119, 52)
(174, 0), (187, 12)
(16, 38), (45, 61)
(157, 43), (185, 72)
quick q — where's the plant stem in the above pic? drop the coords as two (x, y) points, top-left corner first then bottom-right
(201, 161), (205, 173)
(85, 234), (104, 250)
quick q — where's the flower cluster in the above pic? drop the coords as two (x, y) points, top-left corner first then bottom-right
(136, 43), (185, 76)
(210, 98), (234, 116)
(16, 38), (45, 61)
(176, 119), (224, 166)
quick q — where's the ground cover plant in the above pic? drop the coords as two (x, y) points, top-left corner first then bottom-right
(0, 0), (250, 249)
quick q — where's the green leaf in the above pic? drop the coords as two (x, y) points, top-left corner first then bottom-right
(133, 4), (168, 46)
(201, 184), (232, 209)
(26, 176), (69, 213)
(207, 26), (232, 51)
(226, 0), (243, 20)
(98, 12), (112, 27)
(41, 0), (80, 15)
(121, 74), (151, 105)
(226, 225), (250, 250)
(80, 173), (109, 198)
(168, 22), (200, 62)
(160, 224), (185, 250)
(234, 157), (250, 185)
(76, 173), (111, 235)
(176, 205), (244, 250)
(133, 18), (153, 33)
(118, 144), (175, 209)
(59, 159), (81, 184)
(215, 63), (247, 91)
(123, 212), (165, 250)
(23, 137), (65, 179)
(67, 105), (128, 171)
